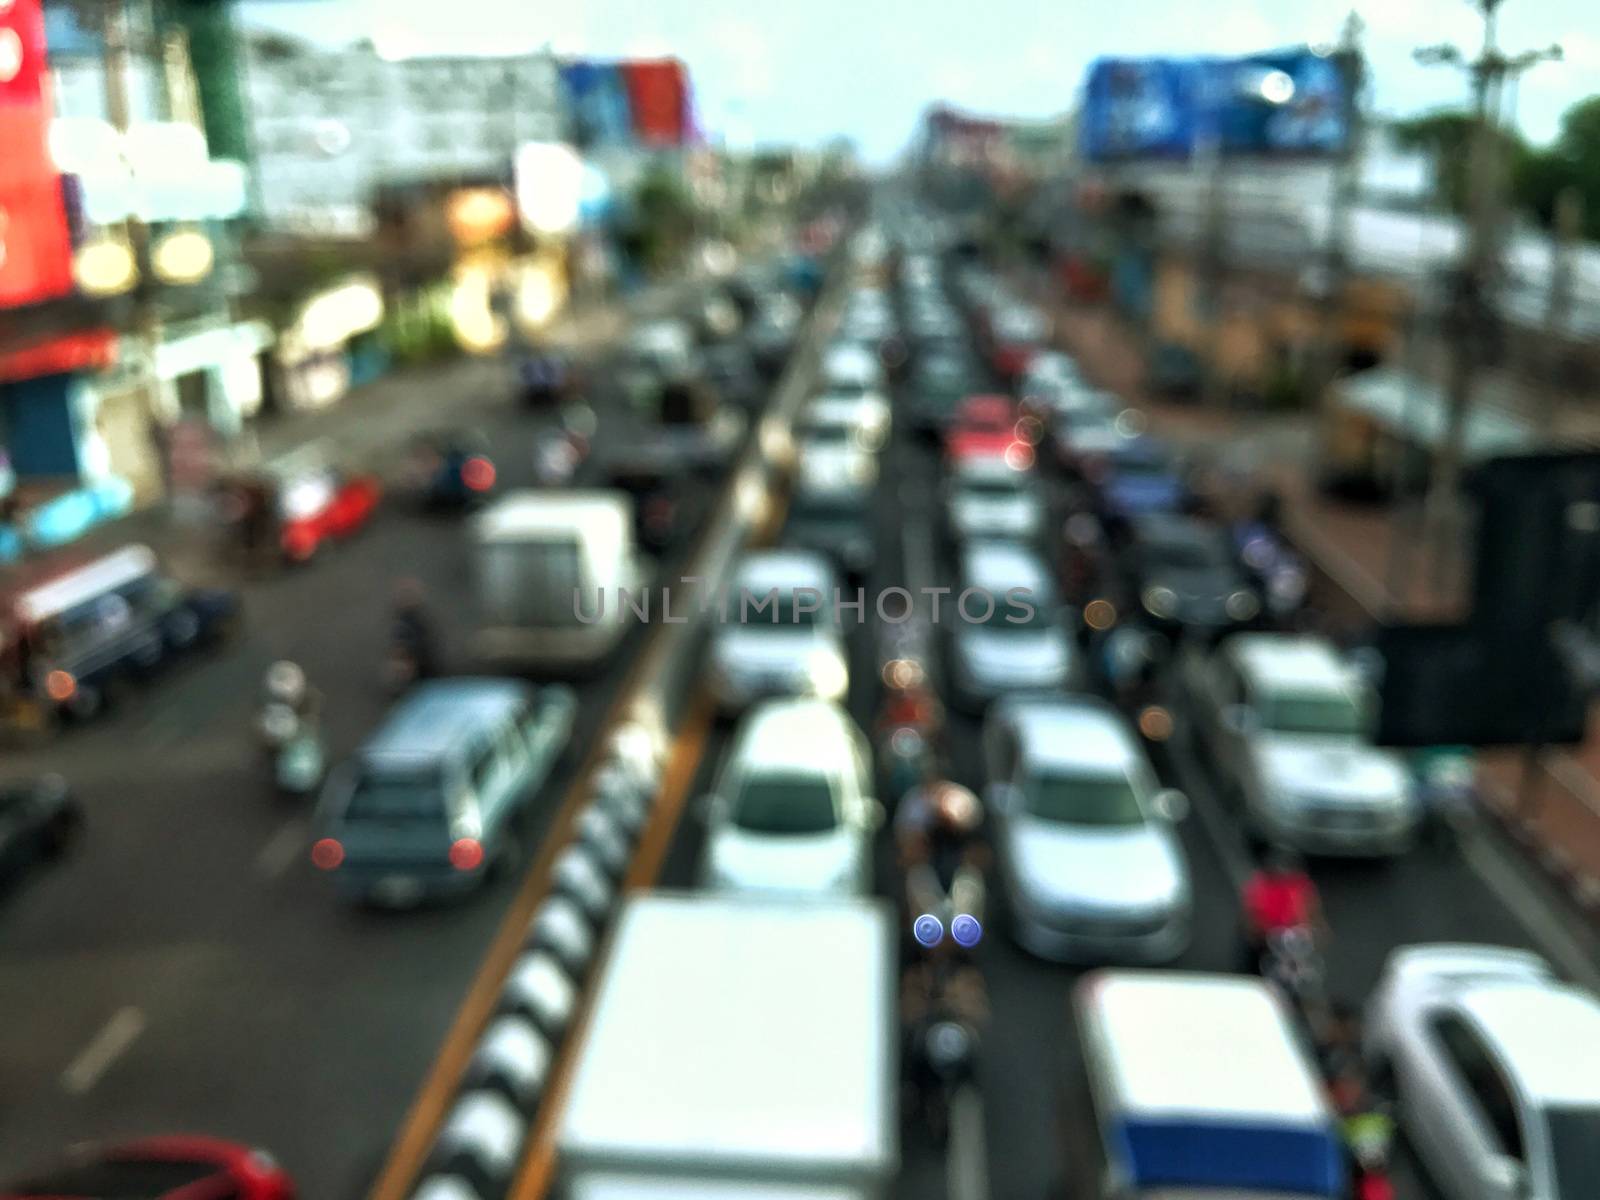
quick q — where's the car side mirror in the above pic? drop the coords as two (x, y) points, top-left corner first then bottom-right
(1222, 705), (1260, 736)
(1481, 1155), (1529, 1200)
(1153, 789), (1189, 823)
(984, 783), (1019, 815)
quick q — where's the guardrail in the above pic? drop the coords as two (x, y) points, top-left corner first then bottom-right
(372, 243), (853, 1200)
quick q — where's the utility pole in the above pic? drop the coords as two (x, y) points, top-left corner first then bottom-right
(1414, 0), (1561, 591)
(1537, 186), (1581, 434)
(1196, 128), (1228, 408)
(1310, 12), (1365, 411)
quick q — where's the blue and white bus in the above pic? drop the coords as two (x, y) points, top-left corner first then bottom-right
(1075, 971), (1346, 1200)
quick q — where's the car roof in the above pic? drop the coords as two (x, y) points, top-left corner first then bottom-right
(1458, 982), (1600, 1105)
(1078, 971), (1330, 1123)
(734, 549), (835, 592)
(1226, 634), (1352, 692)
(360, 678), (532, 765)
(962, 540), (1051, 593)
(474, 490), (630, 543)
(734, 699), (858, 773)
(1001, 696), (1138, 774)
(11, 544), (159, 625)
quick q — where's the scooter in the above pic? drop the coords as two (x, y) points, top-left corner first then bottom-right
(911, 1015), (980, 1146)
(1261, 925), (1325, 1008)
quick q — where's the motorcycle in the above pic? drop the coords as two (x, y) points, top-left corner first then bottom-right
(912, 1016), (979, 1145)
(1261, 925), (1325, 1008)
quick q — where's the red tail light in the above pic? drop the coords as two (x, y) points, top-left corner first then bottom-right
(449, 837), (484, 871)
(462, 456), (496, 492)
(282, 525), (316, 561)
(311, 838), (344, 870)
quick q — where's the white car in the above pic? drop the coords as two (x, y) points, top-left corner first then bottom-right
(1182, 634), (1420, 855)
(983, 695), (1191, 962)
(803, 391), (891, 453)
(708, 550), (849, 714)
(949, 541), (1078, 708)
(943, 455), (1046, 543)
(698, 699), (879, 896)
(820, 342), (886, 396)
(1365, 944), (1600, 1200)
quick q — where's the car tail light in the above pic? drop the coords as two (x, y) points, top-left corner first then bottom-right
(283, 526), (316, 561)
(449, 837), (484, 871)
(45, 669), (77, 701)
(1003, 442), (1035, 471)
(462, 456), (496, 492)
(311, 838), (344, 870)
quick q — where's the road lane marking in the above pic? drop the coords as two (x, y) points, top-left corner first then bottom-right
(257, 819), (309, 878)
(508, 690), (715, 1200)
(1463, 834), (1600, 993)
(61, 1007), (145, 1095)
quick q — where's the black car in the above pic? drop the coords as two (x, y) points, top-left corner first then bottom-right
(1122, 512), (1261, 638)
(402, 429), (497, 511)
(0, 775), (81, 891)
(908, 350), (984, 436)
(782, 483), (875, 581)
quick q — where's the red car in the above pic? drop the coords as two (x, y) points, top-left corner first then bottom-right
(2, 1135), (295, 1199)
(943, 394), (1041, 469)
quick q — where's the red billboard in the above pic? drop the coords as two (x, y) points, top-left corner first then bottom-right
(622, 59), (689, 147)
(0, 0), (73, 309)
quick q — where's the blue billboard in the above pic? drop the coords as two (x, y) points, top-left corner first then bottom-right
(1080, 48), (1352, 162)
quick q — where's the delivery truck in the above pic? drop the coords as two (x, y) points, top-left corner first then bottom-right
(558, 891), (899, 1200)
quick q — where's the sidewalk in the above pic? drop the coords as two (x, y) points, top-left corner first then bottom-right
(1035, 283), (1600, 920)
(37, 281), (685, 586)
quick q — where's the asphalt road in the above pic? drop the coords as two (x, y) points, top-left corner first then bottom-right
(644, 254), (1600, 1200)
(0, 290), (750, 1196)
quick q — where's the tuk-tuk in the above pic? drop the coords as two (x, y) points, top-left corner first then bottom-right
(0, 544), (239, 731)
(218, 441), (382, 565)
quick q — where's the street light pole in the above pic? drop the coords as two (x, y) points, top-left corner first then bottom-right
(1311, 12), (1365, 410)
(1415, 0), (1560, 591)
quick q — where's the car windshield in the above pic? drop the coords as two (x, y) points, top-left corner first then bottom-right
(1545, 1105), (1600, 1199)
(732, 773), (838, 834)
(1026, 771), (1144, 826)
(975, 591), (1053, 629)
(1143, 534), (1230, 571)
(728, 589), (825, 626)
(346, 771), (444, 820)
(961, 477), (1026, 499)
(1259, 688), (1370, 737)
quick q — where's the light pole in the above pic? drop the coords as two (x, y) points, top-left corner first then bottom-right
(1414, 0), (1561, 591)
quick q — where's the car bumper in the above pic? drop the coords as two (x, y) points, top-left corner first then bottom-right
(1010, 902), (1190, 965)
(1260, 804), (1419, 856)
(334, 864), (484, 905)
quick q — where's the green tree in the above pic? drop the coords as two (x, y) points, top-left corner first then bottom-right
(1517, 96), (1600, 239)
(1390, 109), (1532, 216)
(629, 168), (696, 277)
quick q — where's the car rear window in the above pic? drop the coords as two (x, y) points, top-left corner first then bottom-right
(346, 771), (445, 821)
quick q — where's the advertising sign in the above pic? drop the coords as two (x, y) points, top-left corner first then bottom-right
(0, 0), (73, 309)
(1080, 48), (1352, 162)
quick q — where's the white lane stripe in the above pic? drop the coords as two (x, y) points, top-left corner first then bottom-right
(257, 818), (309, 879)
(1463, 834), (1600, 993)
(61, 1006), (145, 1095)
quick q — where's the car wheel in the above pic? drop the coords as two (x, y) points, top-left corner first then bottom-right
(167, 608), (202, 649)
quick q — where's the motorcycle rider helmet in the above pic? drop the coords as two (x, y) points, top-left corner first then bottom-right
(933, 783), (982, 837)
(265, 660), (306, 706)
(926, 1020), (974, 1075)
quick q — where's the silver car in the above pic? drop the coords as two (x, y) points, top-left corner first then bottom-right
(1181, 633), (1420, 855)
(708, 550), (850, 714)
(948, 541), (1078, 709)
(698, 699), (879, 897)
(943, 455), (1046, 544)
(1365, 944), (1600, 1200)
(982, 694), (1191, 963)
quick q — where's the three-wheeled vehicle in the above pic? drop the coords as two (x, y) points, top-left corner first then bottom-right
(218, 441), (382, 565)
(0, 544), (238, 733)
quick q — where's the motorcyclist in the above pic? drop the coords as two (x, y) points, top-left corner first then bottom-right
(899, 957), (990, 1142)
(1060, 512), (1105, 604)
(390, 578), (442, 684)
(1240, 847), (1325, 976)
(1099, 620), (1164, 712)
(1341, 1101), (1397, 1200)
(257, 660), (321, 749)
(896, 774), (987, 937)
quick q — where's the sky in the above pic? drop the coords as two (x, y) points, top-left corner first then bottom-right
(239, 0), (1600, 161)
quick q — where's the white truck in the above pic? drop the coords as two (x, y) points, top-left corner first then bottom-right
(470, 490), (646, 672)
(557, 891), (899, 1200)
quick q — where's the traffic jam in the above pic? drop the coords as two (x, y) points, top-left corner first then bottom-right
(1, 203), (1598, 1200)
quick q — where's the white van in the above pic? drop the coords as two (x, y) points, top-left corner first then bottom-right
(1075, 971), (1346, 1200)
(471, 490), (646, 671)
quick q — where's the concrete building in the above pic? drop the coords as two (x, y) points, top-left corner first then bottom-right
(239, 33), (565, 235)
